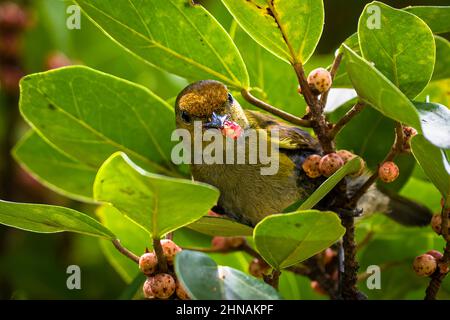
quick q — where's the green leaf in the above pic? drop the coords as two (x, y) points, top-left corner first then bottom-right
(118, 273), (146, 300)
(19, 66), (180, 178)
(13, 131), (96, 202)
(94, 152), (219, 238)
(75, 0), (249, 88)
(97, 205), (150, 283)
(433, 36), (450, 81)
(414, 102), (450, 150)
(358, 2), (435, 98)
(254, 210), (345, 269)
(343, 45), (450, 149)
(411, 135), (450, 199)
(343, 45), (420, 128)
(175, 250), (281, 300)
(232, 26), (307, 116)
(404, 6), (450, 34)
(299, 157), (362, 210)
(0, 200), (114, 239)
(187, 216), (253, 237)
(221, 0), (324, 64)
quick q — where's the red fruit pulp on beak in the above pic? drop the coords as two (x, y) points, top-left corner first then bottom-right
(221, 120), (242, 139)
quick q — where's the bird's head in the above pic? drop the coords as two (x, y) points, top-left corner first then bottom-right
(175, 80), (248, 137)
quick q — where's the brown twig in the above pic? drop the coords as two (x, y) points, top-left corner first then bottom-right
(349, 122), (404, 205)
(319, 53), (344, 111)
(240, 89), (312, 128)
(357, 231), (374, 251)
(112, 239), (140, 264)
(263, 269), (281, 289)
(425, 206), (450, 300)
(329, 102), (365, 139)
(340, 215), (360, 299)
(153, 238), (168, 273)
(357, 261), (404, 282)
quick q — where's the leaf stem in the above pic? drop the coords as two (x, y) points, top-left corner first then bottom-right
(349, 122), (404, 205)
(329, 102), (365, 139)
(240, 89), (312, 127)
(153, 238), (168, 273)
(263, 269), (281, 289)
(319, 53), (344, 111)
(112, 239), (140, 264)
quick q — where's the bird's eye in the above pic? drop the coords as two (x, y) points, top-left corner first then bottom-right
(181, 111), (191, 123)
(227, 93), (234, 103)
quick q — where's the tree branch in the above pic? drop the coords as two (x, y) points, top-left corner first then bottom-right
(153, 238), (168, 273)
(425, 206), (450, 300)
(241, 89), (312, 127)
(349, 122), (404, 205)
(112, 239), (140, 264)
(329, 102), (365, 139)
(263, 269), (281, 289)
(319, 53), (344, 111)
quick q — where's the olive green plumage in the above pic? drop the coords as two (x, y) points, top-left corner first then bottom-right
(175, 80), (431, 227)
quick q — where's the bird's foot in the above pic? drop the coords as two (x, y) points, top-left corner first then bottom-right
(335, 207), (363, 219)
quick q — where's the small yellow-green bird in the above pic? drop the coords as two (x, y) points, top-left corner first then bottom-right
(175, 80), (431, 227)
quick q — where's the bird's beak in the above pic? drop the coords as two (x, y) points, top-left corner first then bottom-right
(203, 112), (229, 129)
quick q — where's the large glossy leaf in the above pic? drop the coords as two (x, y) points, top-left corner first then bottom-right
(433, 36), (450, 81)
(94, 152), (219, 238)
(19, 66), (180, 177)
(0, 200), (114, 239)
(343, 45), (450, 149)
(404, 6), (450, 34)
(221, 0), (324, 64)
(411, 135), (450, 199)
(75, 0), (248, 88)
(359, 2), (435, 98)
(414, 102), (450, 150)
(97, 205), (150, 283)
(13, 131), (96, 202)
(254, 210), (344, 269)
(187, 216), (253, 237)
(175, 250), (280, 300)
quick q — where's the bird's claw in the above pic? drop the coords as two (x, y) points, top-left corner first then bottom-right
(335, 207), (363, 219)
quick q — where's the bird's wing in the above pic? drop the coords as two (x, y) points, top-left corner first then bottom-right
(244, 109), (320, 151)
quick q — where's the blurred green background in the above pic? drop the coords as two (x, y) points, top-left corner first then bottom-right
(0, 0), (448, 299)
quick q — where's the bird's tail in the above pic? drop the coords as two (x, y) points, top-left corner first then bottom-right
(355, 184), (432, 226)
(381, 188), (433, 226)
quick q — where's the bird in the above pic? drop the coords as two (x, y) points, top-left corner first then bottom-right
(174, 80), (432, 227)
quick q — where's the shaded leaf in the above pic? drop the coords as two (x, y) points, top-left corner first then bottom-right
(433, 36), (450, 81)
(411, 135), (450, 199)
(0, 200), (114, 239)
(94, 152), (219, 238)
(118, 273), (146, 300)
(254, 210), (345, 269)
(75, 0), (249, 88)
(175, 250), (280, 300)
(221, 0), (324, 64)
